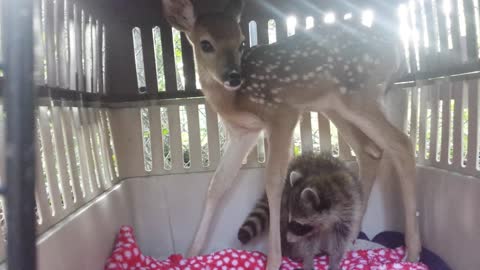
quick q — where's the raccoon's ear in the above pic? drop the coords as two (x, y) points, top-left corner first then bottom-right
(300, 187), (320, 206)
(289, 170), (303, 186)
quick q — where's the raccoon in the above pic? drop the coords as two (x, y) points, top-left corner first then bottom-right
(237, 152), (363, 270)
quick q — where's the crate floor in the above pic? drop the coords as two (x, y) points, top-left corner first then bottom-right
(104, 226), (429, 270)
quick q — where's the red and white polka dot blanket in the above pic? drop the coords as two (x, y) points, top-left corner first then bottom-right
(105, 226), (429, 270)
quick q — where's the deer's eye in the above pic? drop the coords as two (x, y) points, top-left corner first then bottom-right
(239, 41), (246, 52)
(200, 40), (215, 53)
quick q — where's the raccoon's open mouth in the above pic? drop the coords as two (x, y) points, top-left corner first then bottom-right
(287, 221), (314, 236)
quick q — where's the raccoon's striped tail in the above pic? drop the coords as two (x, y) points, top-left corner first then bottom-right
(237, 193), (269, 244)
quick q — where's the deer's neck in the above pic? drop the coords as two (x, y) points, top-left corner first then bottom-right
(197, 64), (264, 130)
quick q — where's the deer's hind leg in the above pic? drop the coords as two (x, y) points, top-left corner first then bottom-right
(325, 111), (382, 241)
(323, 94), (421, 262)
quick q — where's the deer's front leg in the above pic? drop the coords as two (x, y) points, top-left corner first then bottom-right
(265, 120), (297, 270)
(187, 128), (260, 257)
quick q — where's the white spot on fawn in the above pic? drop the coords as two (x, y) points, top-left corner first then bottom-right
(284, 66), (291, 71)
(339, 87), (347, 94)
(357, 65), (364, 73)
(271, 88), (282, 94)
(363, 54), (371, 62)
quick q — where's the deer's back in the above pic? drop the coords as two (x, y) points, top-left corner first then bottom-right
(239, 21), (400, 108)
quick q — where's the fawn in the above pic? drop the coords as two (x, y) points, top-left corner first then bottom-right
(161, 0), (421, 269)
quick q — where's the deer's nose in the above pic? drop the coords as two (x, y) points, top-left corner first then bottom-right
(228, 71), (242, 87)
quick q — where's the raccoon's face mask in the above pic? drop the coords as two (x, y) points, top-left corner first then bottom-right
(287, 221), (314, 236)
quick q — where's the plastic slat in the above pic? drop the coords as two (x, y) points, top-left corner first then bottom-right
(466, 79), (479, 173)
(450, 0), (462, 63)
(148, 105), (165, 174)
(414, 1), (426, 70)
(167, 105), (184, 171)
(64, 0), (71, 88)
(275, 17), (288, 41)
(161, 26), (178, 92)
(246, 142), (259, 166)
(439, 81), (452, 167)
(0, 209), (4, 260)
(257, 18), (269, 45)
(429, 82), (440, 165)
(300, 112), (313, 152)
(338, 135), (352, 161)
(34, 132), (53, 231)
(98, 109), (115, 182)
(85, 16), (93, 93)
(409, 88), (419, 155)
(55, 0), (68, 88)
(73, 107), (95, 199)
(50, 105), (74, 209)
(206, 105), (221, 168)
(33, 0), (46, 84)
(87, 109), (105, 187)
(463, 0), (478, 60)
(422, 0), (437, 67)
(435, 0), (448, 54)
(317, 114), (331, 153)
(74, 6), (85, 91)
(181, 33), (196, 92)
(38, 108), (64, 219)
(92, 20), (100, 93)
(108, 108), (145, 178)
(418, 86), (428, 163)
(407, 6), (418, 72)
(84, 108), (102, 190)
(89, 108), (109, 189)
(0, 104), (4, 188)
(142, 27), (159, 94)
(98, 109), (113, 185)
(0, 109), (5, 257)
(452, 81), (465, 169)
(70, 107), (90, 196)
(186, 104), (202, 170)
(45, 0), (58, 86)
(62, 105), (84, 205)
(34, 193), (46, 233)
(104, 110), (119, 180)
(96, 109), (113, 185)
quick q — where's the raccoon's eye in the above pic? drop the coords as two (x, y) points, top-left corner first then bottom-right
(287, 221), (313, 236)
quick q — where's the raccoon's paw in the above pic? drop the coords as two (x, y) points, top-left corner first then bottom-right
(237, 228), (251, 244)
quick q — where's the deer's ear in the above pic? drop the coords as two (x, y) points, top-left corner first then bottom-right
(162, 0), (196, 32)
(224, 0), (244, 23)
